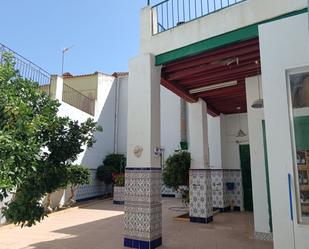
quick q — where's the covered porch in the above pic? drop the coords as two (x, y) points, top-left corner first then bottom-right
(125, 33), (272, 247)
(0, 198), (273, 249)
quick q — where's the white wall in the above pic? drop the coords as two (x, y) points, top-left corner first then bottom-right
(140, 0), (307, 56)
(0, 193), (12, 224)
(161, 86), (181, 159)
(246, 75), (270, 234)
(53, 75), (117, 169)
(64, 74), (98, 99)
(81, 74), (116, 169)
(188, 99), (210, 169)
(260, 13), (309, 249)
(221, 113), (249, 169)
(115, 77), (183, 162)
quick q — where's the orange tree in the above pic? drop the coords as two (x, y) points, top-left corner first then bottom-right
(0, 54), (100, 227)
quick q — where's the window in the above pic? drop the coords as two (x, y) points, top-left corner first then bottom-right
(288, 67), (309, 224)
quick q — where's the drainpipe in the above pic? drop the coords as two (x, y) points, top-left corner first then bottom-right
(113, 76), (120, 154)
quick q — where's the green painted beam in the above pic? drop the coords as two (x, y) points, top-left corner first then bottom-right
(155, 8), (308, 66)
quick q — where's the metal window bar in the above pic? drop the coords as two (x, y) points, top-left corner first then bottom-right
(0, 43), (51, 86)
(62, 83), (95, 116)
(152, 0), (246, 34)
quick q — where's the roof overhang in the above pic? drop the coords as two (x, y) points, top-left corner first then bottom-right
(160, 38), (261, 116)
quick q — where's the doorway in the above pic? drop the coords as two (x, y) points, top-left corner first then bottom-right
(239, 144), (254, 212)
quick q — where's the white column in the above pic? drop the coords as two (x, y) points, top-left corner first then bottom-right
(188, 98), (213, 223)
(246, 75), (272, 240)
(124, 53), (162, 249)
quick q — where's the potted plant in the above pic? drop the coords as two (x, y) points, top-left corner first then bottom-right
(96, 154), (126, 204)
(163, 151), (191, 206)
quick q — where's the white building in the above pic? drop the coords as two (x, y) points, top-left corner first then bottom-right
(45, 72), (194, 201)
(122, 1), (309, 249)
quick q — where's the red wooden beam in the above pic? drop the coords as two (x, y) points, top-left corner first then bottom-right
(161, 77), (197, 103)
(162, 38), (259, 73)
(182, 67), (259, 88)
(179, 61), (260, 85)
(205, 102), (221, 116)
(166, 48), (260, 81)
(195, 86), (245, 98)
(206, 93), (246, 102)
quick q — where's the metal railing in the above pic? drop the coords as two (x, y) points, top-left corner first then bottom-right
(152, 0), (246, 34)
(62, 83), (95, 116)
(0, 43), (51, 86)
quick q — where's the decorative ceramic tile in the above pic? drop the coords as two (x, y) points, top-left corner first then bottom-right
(113, 186), (125, 204)
(224, 170), (244, 210)
(189, 169), (213, 221)
(125, 169), (161, 204)
(124, 203), (162, 241)
(76, 169), (112, 200)
(211, 170), (226, 208)
(124, 168), (162, 243)
(254, 232), (273, 241)
(210, 169), (244, 211)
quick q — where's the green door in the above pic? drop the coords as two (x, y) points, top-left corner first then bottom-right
(239, 144), (254, 212)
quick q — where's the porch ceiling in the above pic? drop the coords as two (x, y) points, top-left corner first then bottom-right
(160, 38), (261, 116)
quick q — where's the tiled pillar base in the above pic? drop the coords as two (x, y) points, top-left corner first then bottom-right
(211, 170), (228, 211)
(124, 168), (162, 249)
(113, 186), (125, 205)
(189, 169), (213, 223)
(254, 232), (273, 241)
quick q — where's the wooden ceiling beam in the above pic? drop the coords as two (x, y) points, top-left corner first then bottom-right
(165, 49), (260, 81)
(161, 77), (197, 103)
(162, 38), (259, 72)
(183, 68), (259, 88)
(179, 61), (260, 86)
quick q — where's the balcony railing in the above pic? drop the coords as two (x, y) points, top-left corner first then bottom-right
(152, 0), (246, 34)
(0, 43), (50, 86)
(62, 83), (95, 116)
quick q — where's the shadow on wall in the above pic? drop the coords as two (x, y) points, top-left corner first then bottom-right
(81, 80), (116, 167)
(76, 79), (117, 200)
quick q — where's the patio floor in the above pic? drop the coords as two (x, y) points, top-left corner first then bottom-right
(0, 198), (273, 249)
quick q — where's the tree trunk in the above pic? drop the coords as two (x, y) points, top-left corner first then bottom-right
(67, 185), (77, 206)
(45, 193), (53, 213)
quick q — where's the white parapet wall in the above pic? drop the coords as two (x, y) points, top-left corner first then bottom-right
(141, 0), (307, 56)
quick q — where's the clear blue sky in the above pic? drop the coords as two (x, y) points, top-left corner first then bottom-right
(0, 0), (162, 75)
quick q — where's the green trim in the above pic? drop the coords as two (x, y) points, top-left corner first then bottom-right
(156, 25), (258, 65)
(155, 8), (308, 65)
(262, 120), (273, 233)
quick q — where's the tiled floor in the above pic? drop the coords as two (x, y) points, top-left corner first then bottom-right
(0, 198), (273, 249)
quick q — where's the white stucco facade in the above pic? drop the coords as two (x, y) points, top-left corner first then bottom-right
(140, 0), (307, 56)
(50, 74), (117, 170)
(260, 13), (309, 249)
